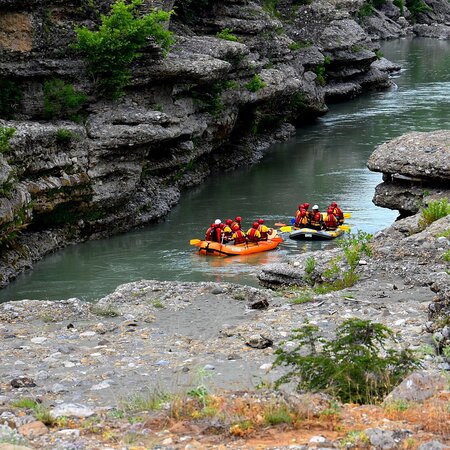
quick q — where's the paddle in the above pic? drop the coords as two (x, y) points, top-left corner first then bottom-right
(280, 226), (293, 232)
(339, 225), (351, 231)
(190, 239), (201, 245)
(344, 212), (351, 219)
(274, 222), (287, 227)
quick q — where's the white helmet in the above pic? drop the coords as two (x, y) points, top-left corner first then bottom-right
(214, 219), (221, 225)
(312, 205), (319, 210)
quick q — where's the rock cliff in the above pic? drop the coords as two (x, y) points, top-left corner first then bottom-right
(1, 0), (450, 286)
(367, 130), (450, 216)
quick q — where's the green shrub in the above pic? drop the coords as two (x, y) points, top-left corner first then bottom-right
(358, 2), (374, 17)
(0, 127), (16, 153)
(419, 198), (450, 228)
(406, 0), (432, 21)
(74, 0), (174, 98)
(393, 0), (405, 14)
(375, 49), (384, 59)
(245, 74), (266, 92)
(0, 79), (22, 119)
(43, 79), (87, 120)
(443, 249), (450, 263)
(264, 403), (292, 425)
(262, 0), (280, 16)
(274, 318), (420, 404)
(55, 128), (78, 143)
(216, 28), (239, 42)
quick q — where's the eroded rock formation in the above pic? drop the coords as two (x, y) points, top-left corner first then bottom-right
(367, 130), (450, 216)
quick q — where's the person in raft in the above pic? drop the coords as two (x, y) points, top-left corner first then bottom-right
(257, 218), (271, 240)
(205, 219), (222, 242)
(294, 204), (308, 228)
(246, 222), (262, 242)
(231, 216), (242, 230)
(324, 207), (339, 230)
(231, 223), (246, 244)
(329, 201), (344, 225)
(222, 219), (234, 242)
(308, 205), (325, 230)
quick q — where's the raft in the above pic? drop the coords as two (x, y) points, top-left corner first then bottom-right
(289, 227), (344, 241)
(191, 230), (283, 256)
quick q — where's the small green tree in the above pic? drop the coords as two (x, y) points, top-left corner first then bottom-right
(274, 318), (420, 404)
(0, 127), (16, 153)
(74, 0), (174, 98)
(245, 74), (266, 92)
(43, 79), (87, 120)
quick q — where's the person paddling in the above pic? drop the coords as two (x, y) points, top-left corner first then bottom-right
(329, 202), (344, 225)
(324, 207), (339, 230)
(246, 222), (262, 242)
(257, 218), (270, 240)
(309, 205), (324, 230)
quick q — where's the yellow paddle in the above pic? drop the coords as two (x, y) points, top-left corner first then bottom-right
(344, 212), (351, 219)
(190, 239), (201, 245)
(279, 226), (293, 232)
(339, 225), (351, 231)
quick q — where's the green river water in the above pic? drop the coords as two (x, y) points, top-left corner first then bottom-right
(1, 37), (450, 302)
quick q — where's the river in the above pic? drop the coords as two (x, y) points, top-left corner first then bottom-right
(1, 37), (449, 302)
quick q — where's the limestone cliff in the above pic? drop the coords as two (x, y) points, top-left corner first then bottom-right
(1, 0), (450, 286)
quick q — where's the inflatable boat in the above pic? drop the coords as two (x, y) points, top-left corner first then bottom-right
(190, 231), (282, 256)
(289, 227), (344, 241)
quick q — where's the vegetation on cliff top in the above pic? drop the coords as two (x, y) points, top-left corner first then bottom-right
(74, 0), (174, 98)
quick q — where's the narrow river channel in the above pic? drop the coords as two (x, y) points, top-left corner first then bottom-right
(1, 37), (450, 302)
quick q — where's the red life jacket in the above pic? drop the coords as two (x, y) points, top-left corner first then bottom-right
(294, 209), (307, 228)
(333, 207), (344, 224)
(246, 228), (261, 242)
(231, 220), (241, 230)
(325, 212), (338, 230)
(233, 229), (246, 245)
(309, 211), (323, 229)
(206, 225), (221, 242)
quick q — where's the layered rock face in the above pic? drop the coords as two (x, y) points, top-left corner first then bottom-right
(367, 130), (450, 216)
(0, 0), (449, 286)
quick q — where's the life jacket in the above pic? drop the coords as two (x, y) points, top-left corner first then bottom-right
(222, 225), (233, 242)
(258, 224), (270, 240)
(333, 207), (344, 224)
(246, 227), (261, 242)
(205, 227), (214, 241)
(231, 220), (241, 230)
(232, 229), (246, 245)
(309, 211), (323, 229)
(325, 211), (338, 230)
(208, 225), (221, 242)
(294, 209), (308, 228)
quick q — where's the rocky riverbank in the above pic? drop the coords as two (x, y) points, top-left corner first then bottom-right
(2, 0), (450, 286)
(0, 206), (449, 448)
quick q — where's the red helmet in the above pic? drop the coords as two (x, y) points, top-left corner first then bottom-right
(304, 203), (310, 209)
(210, 223), (215, 227)
(235, 216), (242, 222)
(331, 202), (337, 207)
(327, 207), (334, 213)
(258, 218), (264, 224)
(298, 204), (303, 210)
(219, 223), (225, 229)
(232, 223), (240, 231)
(226, 219), (233, 225)
(252, 222), (259, 229)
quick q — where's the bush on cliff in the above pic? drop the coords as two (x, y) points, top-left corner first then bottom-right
(273, 318), (420, 404)
(74, 0), (174, 98)
(419, 198), (450, 228)
(0, 127), (16, 154)
(43, 79), (87, 121)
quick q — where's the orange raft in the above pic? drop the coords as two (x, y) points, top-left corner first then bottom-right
(190, 232), (283, 257)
